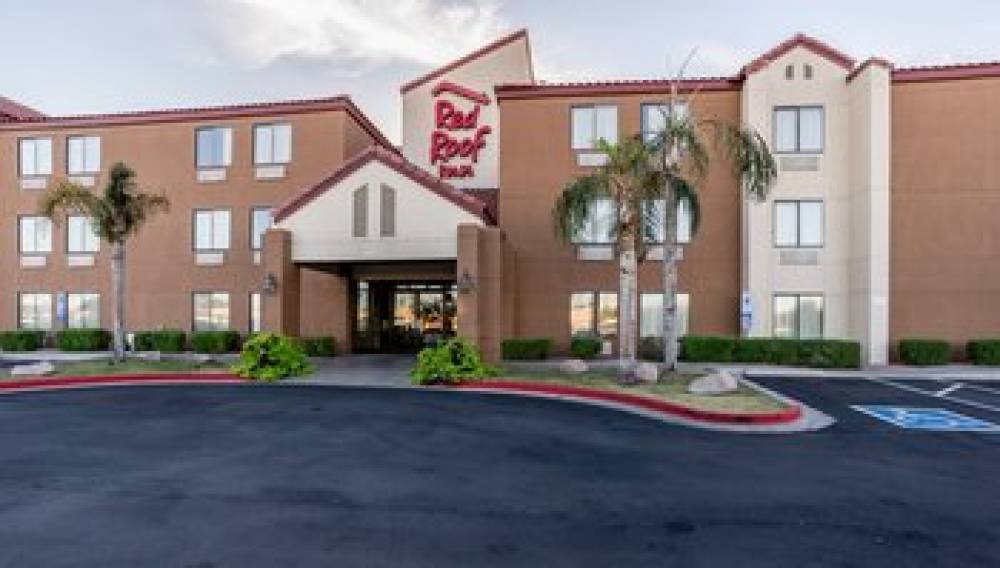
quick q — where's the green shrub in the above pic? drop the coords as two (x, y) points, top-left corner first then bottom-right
(411, 338), (498, 385)
(899, 339), (951, 366)
(680, 336), (735, 363)
(191, 330), (241, 354)
(638, 337), (664, 361)
(769, 339), (801, 366)
(732, 337), (773, 364)
(501, 338), (553, 360)
(0, 330), (45, 351)
(232, 333), (313, 382)
(55, 329), (111, 351)
(133, 330), (187, 353)
(299, 337), (336, 357)
(797, 339), (862, 369)
(967, 339), (1000, 365)
(570, 336), (602, 359)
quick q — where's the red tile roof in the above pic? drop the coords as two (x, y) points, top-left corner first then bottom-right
(495, 76), (741, 100)
(0, 95), (391, 148)
(741, 33), (855, 76)
(273, 145), (494, 225)
(0, 96), (45, 122)
(400, 29), (532, 94)
(893, 60), (1000, 83)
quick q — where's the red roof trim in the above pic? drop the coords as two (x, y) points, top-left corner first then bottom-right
(741, 33), (855, 76)
(0, 95), (392, 147)
(0, 96), (45, 122)
(495, 77), (742, 100)
(400, 29), (530, 94)
(847, 57), (893, 82)
(432, 81), (492, 105)
(273, 146), (494, 225)
(892, 60), (1000, 83)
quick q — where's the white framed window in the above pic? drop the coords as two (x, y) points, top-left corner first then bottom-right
(67, 136), (101, 175)
(19, 293), (52, 330)
(67, 215), (100, 253)
(250, 208), (273, 251)
(569, 291), (618, 340)
(774, 200), (824, 247)
(67, 293), (100, 329)
(253, 123), (292, 165)
(574, 198), (615, 244)
(194, 210), (231, 251)
(640, 102), (688, 144)
(19, 216), (53, 254)
(773, 294), (824, 339)
(774, 106), (824, 153)
(645, 199), (693, 245)
(193, 292), (230, 332)
(250, 292), (262, 333)
(571, 105), (618, 150)
(19, 138), (52, 177)
(640, 292), (690, 338)
(196, 127), (233, 168)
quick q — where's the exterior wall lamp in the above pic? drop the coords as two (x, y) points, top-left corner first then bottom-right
(457, 269), (476, 294)
(263, 272), (278, 295)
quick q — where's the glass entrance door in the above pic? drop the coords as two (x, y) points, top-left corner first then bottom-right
(354, 280), (457, 353)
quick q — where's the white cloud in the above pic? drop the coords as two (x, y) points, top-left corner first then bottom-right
(203, 0), (509, 70)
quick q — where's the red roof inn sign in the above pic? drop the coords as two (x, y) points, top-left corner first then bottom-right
(429, 81), (493, 180)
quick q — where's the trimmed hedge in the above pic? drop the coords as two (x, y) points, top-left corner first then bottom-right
(967, 339), (1000, 365)
(0, 330), (45, 351)
(55, 329), (111, 351)
(680, 335), (861, 369)
(133, 330), (187, 353)
(639, 337), (664, 361)
(898, 339), (951, 366)
(570, 336), (602, 359)
(501, 338), (554, 360)
(299, 337), (336, 357)
(191, 330), (241, 354)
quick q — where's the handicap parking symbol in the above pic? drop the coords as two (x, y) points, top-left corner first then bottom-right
(851, 406), (1000, 432)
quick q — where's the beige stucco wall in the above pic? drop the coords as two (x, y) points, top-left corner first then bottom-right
(275, 161), (484, 262)
(401, 36), (532, 190)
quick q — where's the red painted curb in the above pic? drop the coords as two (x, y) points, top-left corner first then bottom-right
(0, 373), (245, 393)
(454, 380), (802, 425)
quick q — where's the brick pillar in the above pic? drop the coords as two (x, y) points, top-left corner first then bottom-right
(457, 224), (506, 363)
(262, 228), (300, 336)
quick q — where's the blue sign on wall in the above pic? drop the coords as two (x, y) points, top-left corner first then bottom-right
(852, 405), (1000, 432)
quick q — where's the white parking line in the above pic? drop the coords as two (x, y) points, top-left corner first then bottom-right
(961, 382), (1000, 397)
(934, 383), (963, 397)
(870, 378), (1000, 415)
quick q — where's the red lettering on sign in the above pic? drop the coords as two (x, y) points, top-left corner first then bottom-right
(429, 82), (493, 180)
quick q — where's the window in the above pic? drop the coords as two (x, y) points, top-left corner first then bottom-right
(352, 185), (369, 238)
(645, 199), (693, 244)
(785, 64), (795, 80)
(67, 216), (100, 253)
(67, 136), (101, 175)
(774, 200), (823, 247)
(253, 123), (292, 165)
(773, 294), (823, 339)
(570, 293), (595, 336)
(803, 64), (814, 80)
(250, 208), (273, 250)
(571, 105), (618, 150)
(193, 292), (230, 331)
(196, 127), (233, 168)
(574, 198), (615, 244)
(774, 106), (823, 153)
(380, 185), (396, 237)
(640, 103), (688, 143)
(19, 138), (52, 177)
(597, 293), (618, 338)
(19, 216), (52, 254)
(194, 210), (231, 251)
(570, 291), (618, 340)
(250, 293), (262, 333)
(19, 293), (52, 330)
(67, 293), (100, 329)
(640, 293), (690, 338)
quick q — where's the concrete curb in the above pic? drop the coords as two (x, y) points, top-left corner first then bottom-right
(0, 373), (244, 394)
(453, 380), (802, 426)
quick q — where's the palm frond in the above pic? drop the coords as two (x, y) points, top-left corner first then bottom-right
(672, 174), (702, 236)
(37, 181), (102, 222)
(552, 174), (607, 244)
(711, 121), (778, 202)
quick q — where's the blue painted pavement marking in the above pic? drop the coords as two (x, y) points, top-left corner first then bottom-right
(851, 405), (1000, 432)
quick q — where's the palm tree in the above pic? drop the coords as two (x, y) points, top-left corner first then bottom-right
(553, 136), (667, 377)
(39, 162), (169, 361)
(647, 85), (777, 370)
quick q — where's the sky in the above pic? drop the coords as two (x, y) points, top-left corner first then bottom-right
(3, 0), (999, 143)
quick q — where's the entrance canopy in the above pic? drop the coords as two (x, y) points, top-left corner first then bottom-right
(273, 146), (493, 263)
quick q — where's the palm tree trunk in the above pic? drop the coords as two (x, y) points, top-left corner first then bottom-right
(662, 191), (680, 370)
(110, 242), (127, 362)
(619, 234), (639, 376)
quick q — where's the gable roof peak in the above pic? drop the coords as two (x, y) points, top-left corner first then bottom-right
(741, 33), (855, 76)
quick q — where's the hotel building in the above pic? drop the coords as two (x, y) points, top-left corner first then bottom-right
(1, 30), (999, 365)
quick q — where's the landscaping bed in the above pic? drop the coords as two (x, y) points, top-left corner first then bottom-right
(2, 359), (229, 379)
